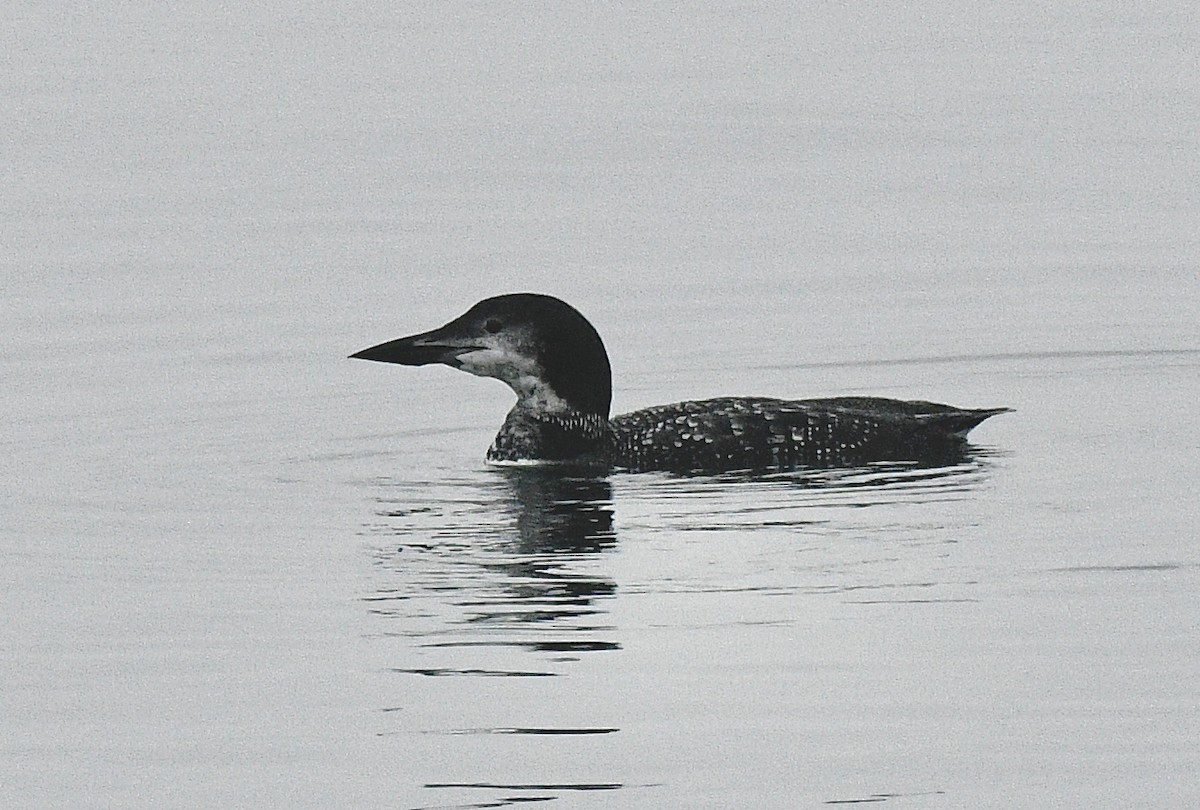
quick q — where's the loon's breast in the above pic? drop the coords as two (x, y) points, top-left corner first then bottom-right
(486, 407), (611, 465)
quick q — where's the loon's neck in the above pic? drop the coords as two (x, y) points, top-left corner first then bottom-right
(486, 403), (612, 465)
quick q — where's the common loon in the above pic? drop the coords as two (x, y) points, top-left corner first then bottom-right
(350, 293), (1009, 473)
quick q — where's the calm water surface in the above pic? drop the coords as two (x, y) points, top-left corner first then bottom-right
(4, 4), (1199, 809)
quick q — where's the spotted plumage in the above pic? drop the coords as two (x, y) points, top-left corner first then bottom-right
(351, 294), (1009, 473)
(609, 396), (1006, 472)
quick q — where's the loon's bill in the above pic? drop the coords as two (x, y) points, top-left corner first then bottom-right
(350, 293), (1010, 473)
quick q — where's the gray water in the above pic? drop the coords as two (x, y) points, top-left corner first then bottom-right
(4, 4), (1199, 808)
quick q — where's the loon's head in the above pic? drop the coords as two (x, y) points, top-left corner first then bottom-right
(350, 293), (612, 417)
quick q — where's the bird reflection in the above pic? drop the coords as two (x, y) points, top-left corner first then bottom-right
(364, 466), (621, 671)
(363, 449), (999, 660)
(496, 466), (617, 554)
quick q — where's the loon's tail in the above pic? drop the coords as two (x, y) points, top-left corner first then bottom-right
(795, 397), (1011, 440)
(915, 406), (1013, 438)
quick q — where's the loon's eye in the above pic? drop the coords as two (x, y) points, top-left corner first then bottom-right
(483, 318), (503, 334)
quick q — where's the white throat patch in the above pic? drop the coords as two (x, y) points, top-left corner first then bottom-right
(455, 347), (572, 414)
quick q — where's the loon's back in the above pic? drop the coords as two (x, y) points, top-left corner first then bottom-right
(610, 397), (1009, 472)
